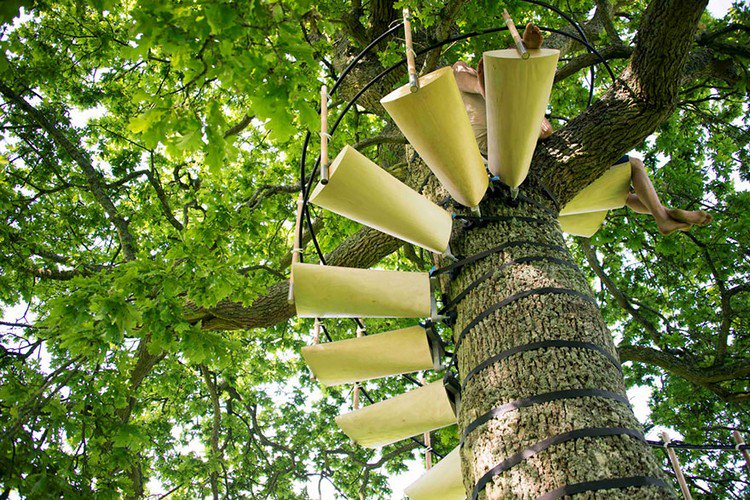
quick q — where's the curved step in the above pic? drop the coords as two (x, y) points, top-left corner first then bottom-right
(301, 325), (443, 386)
(405, 446), (464, 500)
(381, 67), (488, 208)
(484, 48), (560, 189)
(558, 157), (632, 237)
(335, 378), (459, 448)
(559, 158), (632, 215)
(310, 145), (452, 254)
(558, 210), (608, 237)
(292, 263), (432, 318)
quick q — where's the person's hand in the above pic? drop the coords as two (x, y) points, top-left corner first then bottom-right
(452, 61), (483, 95)
(522, 22), (544, 49)
(540, 118), (553, 139)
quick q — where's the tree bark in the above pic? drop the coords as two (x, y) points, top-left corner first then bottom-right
(451, 189), (673, 498)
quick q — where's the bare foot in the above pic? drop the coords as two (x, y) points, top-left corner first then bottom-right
(656, 218), (693, 236)
(452, 61), (483, 95)
(667, 208), (713, 226)
(656, 209), (712, 235)
(523, 23), (544, 49)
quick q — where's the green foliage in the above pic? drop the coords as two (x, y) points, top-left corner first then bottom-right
(1, 0), (749, 498)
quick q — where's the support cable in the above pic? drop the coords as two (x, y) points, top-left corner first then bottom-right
(646, 440), (750, 452)
(298, 23), (617, 263)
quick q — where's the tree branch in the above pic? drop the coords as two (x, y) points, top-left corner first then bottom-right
(581, 238), (663, 345)
(554, 44), (633, 83)
(351, 133), (407, 151)
(681, 232), (732, 363)
(147, 152), (184, 231)
(618, 345), (750, 401)
(0, 81), (138, 260)
(224, 114), (254, 138)
(200, 365), (222, 500)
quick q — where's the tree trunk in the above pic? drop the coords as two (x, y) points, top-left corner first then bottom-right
(449, 182), (674, 499)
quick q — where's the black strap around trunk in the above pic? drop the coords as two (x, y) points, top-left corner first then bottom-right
(454, 287), (598, 353)
(440, 255), (576, 313)
(537, 476), (671, 500)
(430, 240), (568, 278)
(461, 389), (630, 445)
(462, 339), (622, 390)
(469, 427), (646, 500)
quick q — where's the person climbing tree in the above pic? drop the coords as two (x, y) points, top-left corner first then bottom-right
(453, 24), (712, 235)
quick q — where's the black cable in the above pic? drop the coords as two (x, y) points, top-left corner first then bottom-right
(320, 323), (333, 342)
(521, 0), (618, 82)
(538, 181), (561, 212)
(401, 373), (423, 387)
(303, 204), (326, 265)
(299, 23), (617, 263)
(352, 318), (366, 330)
(646, 440), (750, 452)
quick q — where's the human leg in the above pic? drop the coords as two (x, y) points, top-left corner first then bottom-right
(626, 157), (712, 234)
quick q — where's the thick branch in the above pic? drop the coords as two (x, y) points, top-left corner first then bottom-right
(200, 365), (222, 500)
(618, 345), (750, 400)
(681, 232), (732, 362)
(115, 335), (166, 423)
(224, 114), (254, 138)
(147, 153), (184, 231)
(554, 45), (633, 83)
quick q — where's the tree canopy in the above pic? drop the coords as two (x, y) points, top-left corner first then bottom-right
(1, 0), (749, 498)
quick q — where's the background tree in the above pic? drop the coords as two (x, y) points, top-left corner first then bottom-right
(0, 0), (748, 498)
